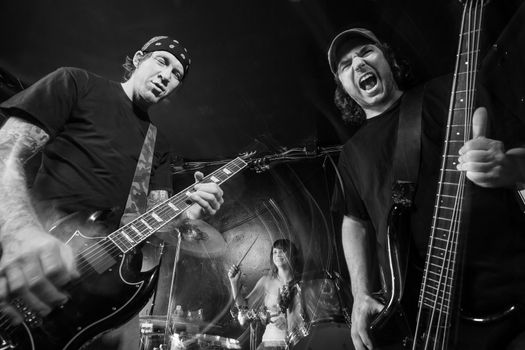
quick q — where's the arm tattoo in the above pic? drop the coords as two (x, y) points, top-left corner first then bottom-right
(0, 117), (50, 163)
(0, 117), (50, 236)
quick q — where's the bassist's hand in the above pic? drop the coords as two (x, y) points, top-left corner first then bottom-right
(351, 293), (384, 350)
(0, 226), (77, 323)
(458, 107), (525, 188)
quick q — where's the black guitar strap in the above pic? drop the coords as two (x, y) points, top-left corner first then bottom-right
(370, 86), (426, 347)
(391, 85), (424, 206)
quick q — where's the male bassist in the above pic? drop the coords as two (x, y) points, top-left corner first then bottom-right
(329, 25), (525, 350)
(0, 36), (224, 349)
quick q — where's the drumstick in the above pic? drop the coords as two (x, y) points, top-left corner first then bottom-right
(236, 235), (259, 266)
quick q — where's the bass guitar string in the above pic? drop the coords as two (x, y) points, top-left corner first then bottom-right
(433, 2), (484, 348)
(436, 3), (474, 348)
(438, 3), (482, 349)
(412, 1), (484, 348)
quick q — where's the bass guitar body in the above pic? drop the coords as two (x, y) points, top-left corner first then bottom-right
(369, 202), (415, 349)
(370, 202), (518, 349)
(6, 211), (159, 350)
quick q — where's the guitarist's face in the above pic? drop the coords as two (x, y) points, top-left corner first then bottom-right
(336, 44), (401, 117)
(130, 50), (184, 107)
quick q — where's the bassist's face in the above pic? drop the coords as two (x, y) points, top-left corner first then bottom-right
(336, 44), (401, 118)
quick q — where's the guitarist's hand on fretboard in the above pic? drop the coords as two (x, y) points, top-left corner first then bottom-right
(457, 106), (525, 188)
(184, 171), (225, 220)
(0, 226), (77, 324)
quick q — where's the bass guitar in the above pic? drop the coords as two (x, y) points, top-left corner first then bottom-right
(370, 1), (518, 349)
(0, 157), (247, 350)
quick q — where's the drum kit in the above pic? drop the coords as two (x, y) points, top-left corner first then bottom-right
(285, 271), (353, 350)
(138, 169), (354, 350)
(139, 225), (354, 350)
(140, 221), (241, 350)
(139, 314), (241, 350)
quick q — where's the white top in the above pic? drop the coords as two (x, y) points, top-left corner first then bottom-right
(246, 275), (288, 345)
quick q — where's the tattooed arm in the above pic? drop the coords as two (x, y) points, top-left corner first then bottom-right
(0, 116), (76, 321)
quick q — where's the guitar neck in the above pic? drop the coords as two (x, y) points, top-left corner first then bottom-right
(108, 157), (247, 253)
(414, 1), (486, 348)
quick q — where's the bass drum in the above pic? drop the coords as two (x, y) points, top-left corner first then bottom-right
(286, 271), (354, 350)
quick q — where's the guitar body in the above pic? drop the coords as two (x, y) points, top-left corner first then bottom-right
(0, 157), (248, 349)
(371, 203), (519, 349)
(10, 211), (159, 350)
(369, 202), (415, 349)
(0, 322), (34, 350)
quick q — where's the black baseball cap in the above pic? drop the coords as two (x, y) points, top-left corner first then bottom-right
(327, 28), (381, 75)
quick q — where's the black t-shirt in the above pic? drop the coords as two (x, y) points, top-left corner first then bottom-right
(0, 67), (173, 224)
(332, 76), (525, 314)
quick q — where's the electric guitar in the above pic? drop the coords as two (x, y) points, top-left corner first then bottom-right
(370, 1), (519, 349)
(0, 157), (248, 350)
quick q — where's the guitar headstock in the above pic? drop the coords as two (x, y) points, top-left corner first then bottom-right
(458, 0), (491, 5)
(238, 151), (272, 173)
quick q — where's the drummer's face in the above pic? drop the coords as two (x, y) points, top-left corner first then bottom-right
(272, 248), (291, 267)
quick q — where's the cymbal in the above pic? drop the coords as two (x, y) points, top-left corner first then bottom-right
(179, 219), (226, 258)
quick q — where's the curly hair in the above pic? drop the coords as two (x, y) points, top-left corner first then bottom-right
(270, 239), (302, 278)
(333, 42), (413, 126)
(121, 51), (153, 81)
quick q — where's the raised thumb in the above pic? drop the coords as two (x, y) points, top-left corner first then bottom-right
(472, 107), (488, 139)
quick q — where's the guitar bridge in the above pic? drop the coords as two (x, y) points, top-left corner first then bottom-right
(12, 298), (42, 328)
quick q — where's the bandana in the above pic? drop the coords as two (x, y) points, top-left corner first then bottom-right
(141, 36), (191, 78)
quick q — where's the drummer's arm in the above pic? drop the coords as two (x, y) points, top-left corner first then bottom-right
(231, 282), (246, 308)
(234, 277), (266, 326)
(243, 276), (266, 307)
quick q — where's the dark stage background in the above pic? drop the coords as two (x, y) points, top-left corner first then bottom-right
(1, 0), (523, 348)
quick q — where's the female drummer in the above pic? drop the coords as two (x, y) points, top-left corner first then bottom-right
(228, 239), (301, 350)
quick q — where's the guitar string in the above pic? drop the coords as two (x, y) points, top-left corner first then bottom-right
(435, 3), (474, 348)
(68, 193), (189, 276)
(62, 160), (247, 297)
(0, 303), (31, 336)
(71, 159), (238, 269)
(436, 2), (483, 349)
(438, 3), (479, 348)
(0, 315), (12, 332)
(413, 1), (477, 348)
(0, 159), (247, 339)
(72, 159), (246, 275)
(71, 189), (195, 274)
(426, 3), (470, 345)
(0, 160), (245, 330)
(72, 159), (246, 273)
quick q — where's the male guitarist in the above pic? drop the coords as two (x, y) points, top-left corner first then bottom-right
(0, 36), (224, 349)
(329, 26), (525, 350)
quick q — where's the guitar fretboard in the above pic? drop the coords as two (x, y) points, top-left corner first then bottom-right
(414, 1), (485, 348)
(108, 157), (247, 253)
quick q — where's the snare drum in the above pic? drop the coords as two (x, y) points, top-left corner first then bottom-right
(286, 272), (353, 350)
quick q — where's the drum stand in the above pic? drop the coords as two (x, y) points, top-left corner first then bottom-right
(165, 229), (183, 343)
(146, 242), (166, 316)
